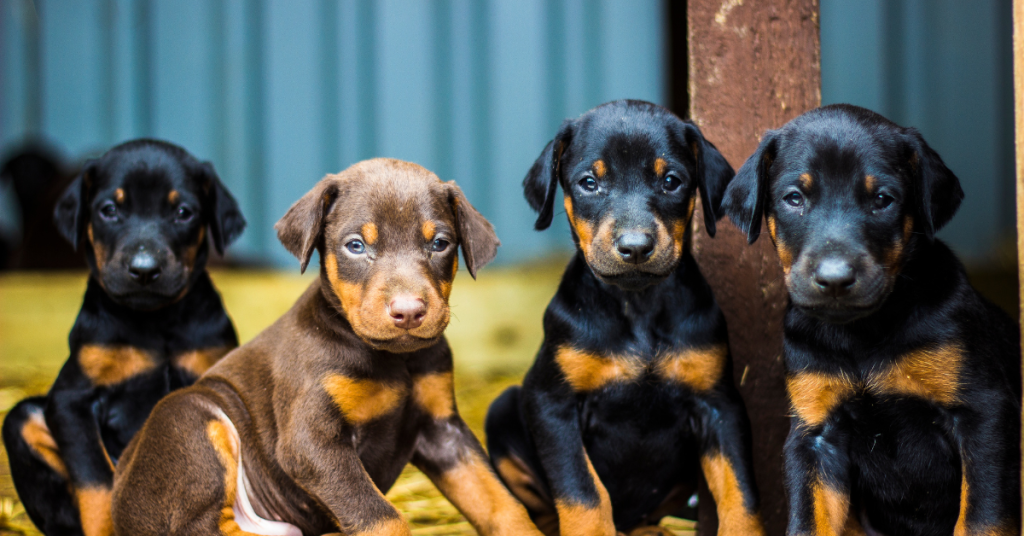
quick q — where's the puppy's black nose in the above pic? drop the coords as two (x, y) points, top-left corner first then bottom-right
(128, 252), (161, 285)
(615, 232), (655, 263)
(813, 258), (855, 297)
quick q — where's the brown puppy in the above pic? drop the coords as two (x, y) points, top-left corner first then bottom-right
(111, 159), (544, 536)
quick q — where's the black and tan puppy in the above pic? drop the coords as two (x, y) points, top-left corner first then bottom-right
(721, 104), (1021, 535)
(110, 158), (544, 536)
(485, 100), (765, 536)
(2, 139), (246, 536)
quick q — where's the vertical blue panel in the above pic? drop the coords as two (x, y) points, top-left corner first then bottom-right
(1, 0), (41, 149)
(377, 0), (434, 167)
(602, 0), (664, 105)
(264, 0), (325, 265)
(109, 0), (147, 142)
(337, 0), (361, 170)
(39, 0), (109, 156)
(447, 0), (482, 204)
(820, 0), (886, 112)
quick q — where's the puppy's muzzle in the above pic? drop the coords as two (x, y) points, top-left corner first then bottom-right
(615, 232), (655, 264)
(388, 295), (426, 330)
(127, 248), (162, 286)
(812, 257), (856, 298)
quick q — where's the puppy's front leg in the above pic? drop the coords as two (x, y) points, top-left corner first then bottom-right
(408, 371), (544, 536)
(277, 404), (410, 536)
(521, 385), (616, 536)
(782, 420), (854, 536)
(952, 396), (1021, 535)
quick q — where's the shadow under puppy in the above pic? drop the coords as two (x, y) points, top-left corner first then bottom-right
(485, 100), (765, 536)
(722, 104), (1021, 535)
(111, 158), (545, 536)
(2, 139), (246, 536)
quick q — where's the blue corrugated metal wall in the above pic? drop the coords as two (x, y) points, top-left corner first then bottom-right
(0, 0), (665, 266)
(821, 0), (1014, 261)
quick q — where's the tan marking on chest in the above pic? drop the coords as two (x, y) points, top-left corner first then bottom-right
(701, 453), (766, 536)
(22, 411), (67, 479)
(421, 220), (436, 241)
(412, 372), (454, 419)
(787, 372), (857, 427)
(79, 345), (158, 386)
(592, 159), (607, 178)
(555, 346), (643, 392)
(75, 486), (113, 536)
(654, 157), (667, 177)
(323, 374), (407, 424)
(174, 346), (232, 377)
(656, 345), (727, 392)
(867, 343), (962, 405)
(361, 222), (379, 245)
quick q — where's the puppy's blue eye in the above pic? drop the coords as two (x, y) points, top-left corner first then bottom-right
(784, 192), (804, 207)
(99, 202), (118, 221)
(431, 238), (450, 252)
(873, 193), (894, 211)
(578, 176), (598, 192)
(663, 173), (682, 192)
(346, 239), (366, 254)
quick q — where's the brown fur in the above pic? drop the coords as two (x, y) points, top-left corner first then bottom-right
(787, 372), (858, 428)
(21, 412), (68, 479)
(555, 346), (644, 392)
(553, 453), (615, 536)
(114, 188), (125, 204)
(167, 190), (179, 205)
(592, 160), (607, 178)
(799, 173), (814, 191)
(78, 345), (158, 387)
(700, 453), (766, 536)
(111, 158), (535, 536)
(173, 346), (232, 378)
(811, 478), (850, 536)
(655, 345), (727, 393)
(75, 486), (113, 536)
(653, 158), (667, 177)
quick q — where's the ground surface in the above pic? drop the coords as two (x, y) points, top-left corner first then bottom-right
(0, 262), (697, 536)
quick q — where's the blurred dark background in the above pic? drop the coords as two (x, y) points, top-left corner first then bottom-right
(0, 0), (1016, 311)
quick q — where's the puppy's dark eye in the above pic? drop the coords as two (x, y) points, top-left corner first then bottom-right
(873, 193), (894, 211)
(784, 192), (804, 207)
(175, 205), (194, 223)
(98, 201), (118, 221)
(431, 238), (450, 252)
(578, 176), (598, 192)
(346, 239), (366, 254)
(662, 173), (682, 192)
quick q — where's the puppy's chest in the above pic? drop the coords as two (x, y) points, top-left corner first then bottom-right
(75, 341), (232, 387)
(554, 343), (727, 394)
(787, 343), (964, 428)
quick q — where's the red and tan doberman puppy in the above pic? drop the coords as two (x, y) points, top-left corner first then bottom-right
(111, 159), (544, 536)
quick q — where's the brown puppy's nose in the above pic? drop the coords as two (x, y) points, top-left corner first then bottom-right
(388, 296), (426, 329)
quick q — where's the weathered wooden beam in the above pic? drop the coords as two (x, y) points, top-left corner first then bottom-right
(1014, 0), (1024, 528)
(687, 1), (821, 534)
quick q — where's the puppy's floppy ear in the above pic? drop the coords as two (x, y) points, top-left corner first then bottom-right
(53, 160), (96, 251)
(903, 128), (963, 240)
(447, 182), (500, 279)
(721, 130), (778, 243)
(676, 120), (735, 238)
(198, 162), (246, 255)
(523, 119), (574, 231)
(275, 177), (339, 274)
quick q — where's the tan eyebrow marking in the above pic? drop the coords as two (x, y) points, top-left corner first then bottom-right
(167, 190), (179, 204)
(422, 220), (436, 241)
(654, 158), (667, 177)
(864, 175), (876, 192)
(114, 188), (125, 204)
(799, 173), (813, 190)
(361, 223), (378, 245)
(592, 160), (607, 178)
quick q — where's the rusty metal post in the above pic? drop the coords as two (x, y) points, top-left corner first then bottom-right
(687, 1), (821, 534)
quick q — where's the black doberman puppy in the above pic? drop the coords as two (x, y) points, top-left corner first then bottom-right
(485, 100), (765, 536)
(721, 104), (1021, 535)
(2, 139), (246, 536)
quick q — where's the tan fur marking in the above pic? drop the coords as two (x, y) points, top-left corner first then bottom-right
(440, 256), (458, 301)
(22, 412), (68, 479)
(787, 372), (857, 427)
(352, 517), (410, 536)
(87, 224), (106, 271)
(564, 197), (594, 258)
(811, 479), (849, 536)
(867, 343), (962, 405)
(592, 160), (607, 178)
(75, 486), (113, 536)
(799, 173), (813, 191)
(554, 453), (615, 536)
(656, 345), (727, 392)
(325, 252), (364, 318)
(114, 188), (125, 204)
(700, 453), (766, 536)
(412, 372), (454, 419)
(766, 216), (793, 274)
(206, 418), (265, 536)
(496, 457), (549, 512)
(78, 345), (157, 387)
(672, 219), (688, 257)
(174, 346), (232, 377)
(864, 175), (876, 193)
(182, 227), (206, 273)
(323, 374), (407, 424)
(362, 222), (379, 246)
(435, 455), (541, 535)
(954, 470), (969, 536)
(654, 158), (667, 177)
(883, 216), (914, 274)
(167, 190), (180, 205)
(421, 220), (436, 241)
(555, 346), (643, 392)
